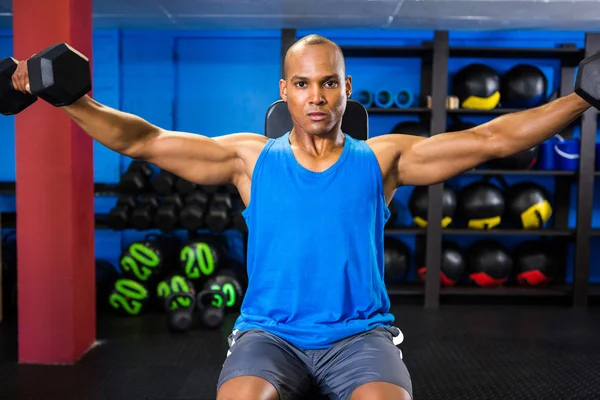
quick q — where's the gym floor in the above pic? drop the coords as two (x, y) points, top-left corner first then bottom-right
(1, 301), (600, 400)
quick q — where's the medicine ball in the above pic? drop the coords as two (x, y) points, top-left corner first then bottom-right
(119, 238), (166, 284)
(452, 64), (501, 110)
(417, 241), (466, 286)
(468, 241), (513, 287)
(408, 185), (457, 228)
(179, 239), (223, 282)
(204, 269), (246, 311)
(457, 182), (505, 229)
(505, 182), (552, 229)
(96, 259), (120, 310)
(513, 241), (556, 286)
(486, 146), (539, 170)
(392, 121), (429, 137)
(501, 64), (547, 108)
(109, 278), (150, 316)
(384, 237), (410, 282)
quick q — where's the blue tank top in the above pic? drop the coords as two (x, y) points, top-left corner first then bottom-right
(233, 132), (394, 350)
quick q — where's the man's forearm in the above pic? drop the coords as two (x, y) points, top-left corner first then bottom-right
(484, 93), (592, 157)
(62, 95), (157, 156)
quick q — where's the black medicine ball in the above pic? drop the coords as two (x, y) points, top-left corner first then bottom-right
(392, 121), (429, 137)
(457, 182), (505, 229)
(501, 64), (547, 108)
(417, 241), (466, 286)
(513, 241), (556, 286)
(452, 64), (501, 110)
(408, 185), (457, 228)
(486, 146), (539, 170)
(505, 182), (552, 229)
(384, 237), (410, 282)
(468, 241), (513, 287)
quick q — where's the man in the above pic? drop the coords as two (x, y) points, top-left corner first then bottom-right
(12, 34), (591, 400)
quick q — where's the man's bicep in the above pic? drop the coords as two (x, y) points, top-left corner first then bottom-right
(397, 130), (500, 186)
(140, 130), (252, 186)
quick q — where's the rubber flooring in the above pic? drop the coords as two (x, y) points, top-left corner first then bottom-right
(1, 304), (600, 399)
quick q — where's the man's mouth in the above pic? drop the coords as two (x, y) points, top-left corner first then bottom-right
(308, 112), (327, 121)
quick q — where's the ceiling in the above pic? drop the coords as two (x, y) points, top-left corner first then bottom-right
(1, 0), (600, 31)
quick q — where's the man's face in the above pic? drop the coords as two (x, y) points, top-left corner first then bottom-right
(280, 43), (352, 136)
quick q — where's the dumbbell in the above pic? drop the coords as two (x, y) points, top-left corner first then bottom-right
(205, 193), (233, 231)
(153, 170), (177, 195)
(107, 195), (136, 230)
(118, 161), (153, 195)
(231, 197), (247, 231)
(179, 191), (210, 231)
(0, 43), (91, 115)
(575, 52), (600, 109)
(155, 194), (183, 231)
(0, 58), (37, 115)
(202, 185), (220, 195)
(130, 194), (159, 230)
(175, 178), (198, 195)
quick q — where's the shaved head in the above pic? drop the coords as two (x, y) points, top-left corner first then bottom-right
(279, 33), (352, 138)
(284, 34), (346, 79)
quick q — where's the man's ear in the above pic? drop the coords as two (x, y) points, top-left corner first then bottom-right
(345, 75), (353, 99)
(279, 79), (288, 102)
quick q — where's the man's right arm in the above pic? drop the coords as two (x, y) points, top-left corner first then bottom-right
(61, 95), (260, 186)
(12, 57), (266, 189)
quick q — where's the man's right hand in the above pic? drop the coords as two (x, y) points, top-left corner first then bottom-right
(11, 58), (31, 94)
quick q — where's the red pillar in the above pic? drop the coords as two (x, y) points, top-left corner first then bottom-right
(12, 0), (95, 363)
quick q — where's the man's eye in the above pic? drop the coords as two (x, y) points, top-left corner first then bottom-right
(295, 82), (306, 88)
(325, 80), (339, 87)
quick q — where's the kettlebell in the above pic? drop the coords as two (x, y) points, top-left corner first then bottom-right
(197, 289), (226, 329)
(165, 291), (196, 332)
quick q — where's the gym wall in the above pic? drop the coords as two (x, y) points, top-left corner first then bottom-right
(0, 28), (598, 282)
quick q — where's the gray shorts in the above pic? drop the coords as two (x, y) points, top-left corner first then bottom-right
(217, 326), (412, 400)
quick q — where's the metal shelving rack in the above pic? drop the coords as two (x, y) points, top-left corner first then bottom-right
(277, 29), (600, 308)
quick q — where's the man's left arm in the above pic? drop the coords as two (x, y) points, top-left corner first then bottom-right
(375, 93), (591, 188)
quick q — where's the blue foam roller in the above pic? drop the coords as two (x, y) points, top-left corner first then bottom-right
(394, 89), (414, 108)
(374, 89), (394, 108)
(354, 90), (373, 108)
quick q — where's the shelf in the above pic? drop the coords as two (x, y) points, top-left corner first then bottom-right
(94, 183), (120, 195)
(367, 107), (430, 115)
(447, 108), (526, 115)
(449, 46), (585, 66)
(463, 169), (576, 176)
(442, 228), (574, 236)
(384, 284), (573, 297)
(588, 285), (600, 296)
(341, 45), (431, 58)
(0, 182), (14, 194)
(385, 228), (425, 234)
(0, 212), (15, 228)
(440, 285), (572, 297)
(386, 283), (425, 296)
(0, 182), (120, 196)
(0, 213), (112, 229)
